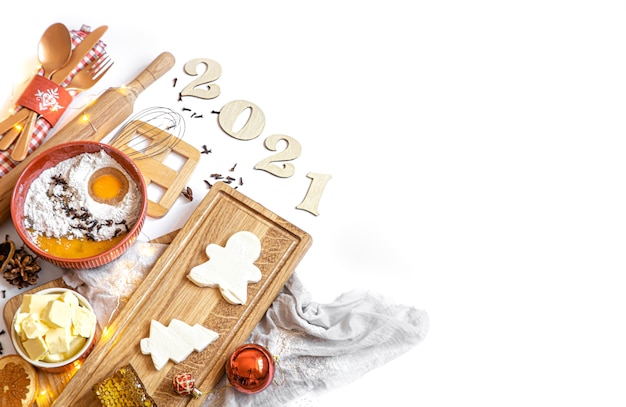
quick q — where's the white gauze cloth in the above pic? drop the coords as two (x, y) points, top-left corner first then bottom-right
(62, 242), (429, 406)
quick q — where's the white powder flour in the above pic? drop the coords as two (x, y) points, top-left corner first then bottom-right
(23, 150), (143, 242)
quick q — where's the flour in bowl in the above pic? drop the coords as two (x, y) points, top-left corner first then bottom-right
(23, 150), (142, 242)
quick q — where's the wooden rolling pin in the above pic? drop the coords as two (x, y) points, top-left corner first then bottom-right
(0, 51), (175, 225)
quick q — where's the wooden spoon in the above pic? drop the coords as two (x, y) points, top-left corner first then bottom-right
(11, 23), (72, 161)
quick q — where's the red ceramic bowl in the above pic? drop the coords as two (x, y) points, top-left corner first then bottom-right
(11, 141), (147, 269)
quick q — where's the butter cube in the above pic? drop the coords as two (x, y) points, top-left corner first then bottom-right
(13, 312), (29, 337)
(21, 294), (60, 314)
(60, 291), (80, 308)
(41, 300), (71, 328)
(43, 351), (67, 363)
(21, 313), (49, 339)
(72, 306), (96, 338)
(22, 336), (48, 360)
(45, 326), (72, 355)
(66, 336), (88, 359)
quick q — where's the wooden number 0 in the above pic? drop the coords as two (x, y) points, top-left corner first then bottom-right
(218, 100), (265, 141)
(181, 58), (222, 99)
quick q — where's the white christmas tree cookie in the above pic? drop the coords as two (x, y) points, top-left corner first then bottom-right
(140, 319), (219, 371)
(187, 231), (262, 305)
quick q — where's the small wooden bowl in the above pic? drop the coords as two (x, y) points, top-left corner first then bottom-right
(11, 141), (147, 269)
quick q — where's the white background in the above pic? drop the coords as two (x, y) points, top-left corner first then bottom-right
(1, 1), (626, 405)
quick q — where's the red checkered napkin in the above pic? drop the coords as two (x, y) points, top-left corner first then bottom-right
(0, 25), (108, 177)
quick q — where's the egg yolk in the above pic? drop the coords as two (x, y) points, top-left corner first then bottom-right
(92, 173), (123, 200)
(36, 234), (127, 258)
(88, 167), (129, 205)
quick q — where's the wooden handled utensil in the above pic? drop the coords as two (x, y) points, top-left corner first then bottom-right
(0, 51), (175, 224)
(0, 26), (108, 154)
(11, 23), (73, 161)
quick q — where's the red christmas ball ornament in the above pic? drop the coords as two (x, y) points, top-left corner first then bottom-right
(172, 372), (202, 398)
(225, 344), (275, 394)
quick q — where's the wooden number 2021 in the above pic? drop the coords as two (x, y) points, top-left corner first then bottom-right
(217, 99), (331, 215)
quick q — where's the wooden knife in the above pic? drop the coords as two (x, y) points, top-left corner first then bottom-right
(50, 25), (108, 84)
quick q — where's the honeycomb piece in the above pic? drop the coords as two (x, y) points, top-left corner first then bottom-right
(92, 364), (156, 406)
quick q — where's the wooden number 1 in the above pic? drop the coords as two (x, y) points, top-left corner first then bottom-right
(296, 172), (332, 216)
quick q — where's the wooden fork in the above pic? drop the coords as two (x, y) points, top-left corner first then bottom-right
(8, 55), (114, 160)
(66, 54), (114, 92)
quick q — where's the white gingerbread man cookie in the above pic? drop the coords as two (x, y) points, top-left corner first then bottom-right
(187, 231), (262, 305)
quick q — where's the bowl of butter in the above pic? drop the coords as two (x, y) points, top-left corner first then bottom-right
(11, 287), (97, 372)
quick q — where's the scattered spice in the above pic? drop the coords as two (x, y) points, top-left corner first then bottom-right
(181, 186), (193, 201)
(230, 163), (237, 172)
(178, 93), (182, 102)
(204, 180), (212, 188)
(172, 78), (178, 87)
(201, 145), (212, 154)
(182, 107), (191, 112)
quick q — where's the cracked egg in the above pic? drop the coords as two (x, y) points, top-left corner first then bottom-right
(88, 166), (130, 205)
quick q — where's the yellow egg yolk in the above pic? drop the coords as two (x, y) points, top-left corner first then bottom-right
(35, 234), (127, 258)
(92, 173), (123, 200)
(88, 167), (129, 205)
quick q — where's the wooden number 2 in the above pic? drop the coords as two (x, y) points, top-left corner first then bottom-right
(254, 134), (302, 178)
(180, 58), (222, 100)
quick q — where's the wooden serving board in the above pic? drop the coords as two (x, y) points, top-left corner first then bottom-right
(6, 182), (311, 406)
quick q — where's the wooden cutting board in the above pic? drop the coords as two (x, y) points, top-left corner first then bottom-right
(6, 182), (311, 406)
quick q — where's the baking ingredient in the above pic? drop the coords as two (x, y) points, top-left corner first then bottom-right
(187, 231), (262, 305)
(22, 150), (142, 258)
(88, 167), (129, 205)
(14, 291), (96, 362)
(140, 319), (218, 371)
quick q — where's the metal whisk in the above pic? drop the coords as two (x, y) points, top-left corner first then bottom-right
(108, 107), (186, 160)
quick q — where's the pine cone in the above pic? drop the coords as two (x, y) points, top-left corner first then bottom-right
(2, 245), (41, 289)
